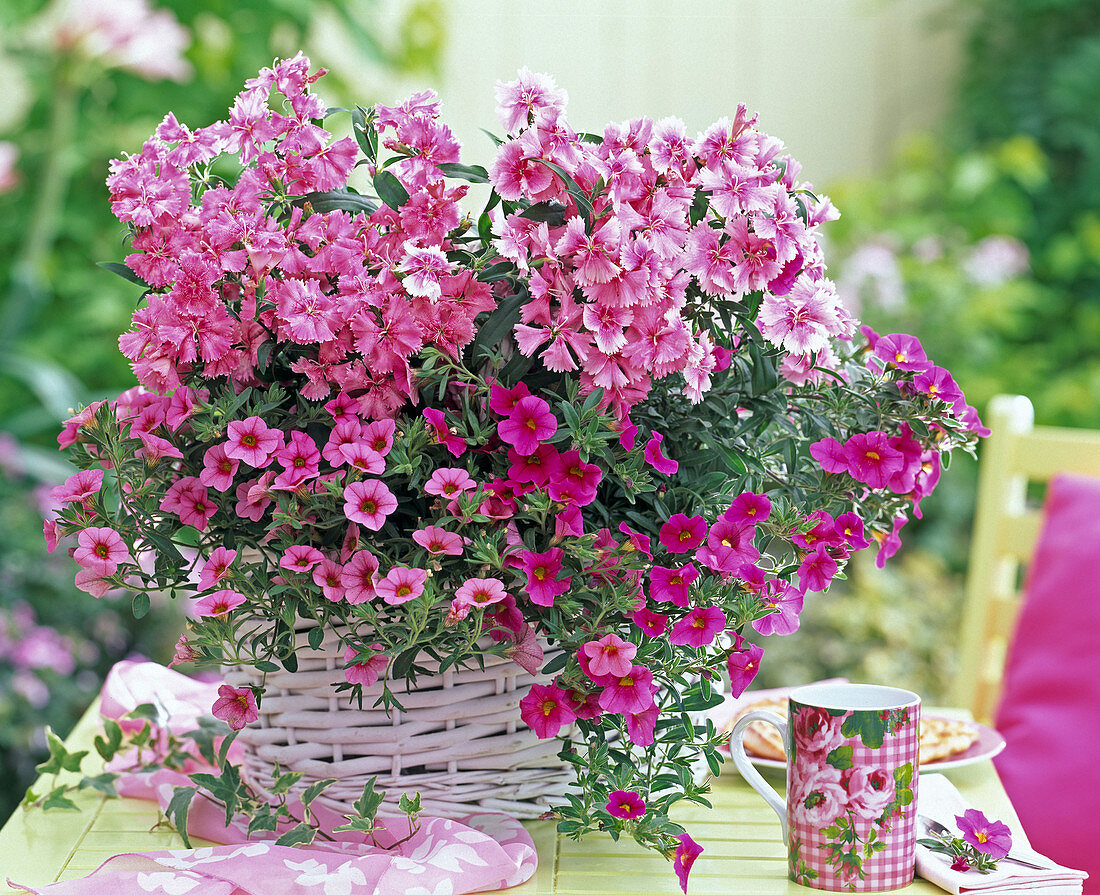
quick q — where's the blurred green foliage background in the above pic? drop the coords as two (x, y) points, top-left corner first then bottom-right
(0, 0), (1096, 825)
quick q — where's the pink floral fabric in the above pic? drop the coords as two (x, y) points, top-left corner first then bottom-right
(7, 661), (537, 895)
(786, 700), (920, 891)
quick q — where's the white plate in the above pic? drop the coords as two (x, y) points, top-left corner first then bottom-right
(733, 718), (1007, 772)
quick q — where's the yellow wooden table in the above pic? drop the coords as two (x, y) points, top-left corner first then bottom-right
(0, 705), (1021, 894)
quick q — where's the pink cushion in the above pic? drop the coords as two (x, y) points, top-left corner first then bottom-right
(994, 473), (1100, 889)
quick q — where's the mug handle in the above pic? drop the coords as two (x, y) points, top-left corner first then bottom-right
(728, 710), (788, 838)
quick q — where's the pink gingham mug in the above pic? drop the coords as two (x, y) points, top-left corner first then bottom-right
(729, 683), (921, 892)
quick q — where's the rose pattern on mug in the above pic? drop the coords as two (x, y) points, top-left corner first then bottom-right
(787, 703), (918, 891)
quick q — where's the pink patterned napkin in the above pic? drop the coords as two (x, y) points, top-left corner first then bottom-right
(7, 660), (538, 895)
(916, 773), (1087, 894)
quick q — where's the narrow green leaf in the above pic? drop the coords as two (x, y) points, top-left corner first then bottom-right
(97, 261), (150, 288)
(436, 162), (490, 183)
(373, 170), (409, 210)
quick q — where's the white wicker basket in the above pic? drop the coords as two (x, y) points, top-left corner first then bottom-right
(222, 625), (572, 819)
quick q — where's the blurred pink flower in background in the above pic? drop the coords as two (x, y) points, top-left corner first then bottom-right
(27, 0), (192, 82)
(962, 235), (1030, 286)
(0, 143), (18, 193)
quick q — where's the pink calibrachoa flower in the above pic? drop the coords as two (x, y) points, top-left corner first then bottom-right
(340, 443), (386, 475)
(581, 633), (637, 678)
(424, 466), (476, 499)
(873, 332), (931, 372)
(955, 809), (1013, 860)
(751, 581), (804, 637)
(810, 436), (849, 474)
(224, 417), (283, 468)
(489, 381), (531, 415)
(376, 566), (429, 606)
(606, 790), (646, 820)
(361, 419), (396, 457)
(727, 636), (764, 697)
(658, 514), (707, 553)
(198, 546), (237, 589)
(341, 550), (380, 604)
(650, 563), (698, 607)
(423, 407), (467, 457)
(519, 681), (576, 739)
(199, 443), (239, 492)
(74, 568), (113, 598)
(280, 544), (324, 573)
(160, 477), (217, 530)
(72, 526), (131, 577)
(643, 431), (679, 475)
(625, 703), (660, 747)
(453, 576), (508, 610)
(343, 479), (398, 530)
(844, 431), (904, 489)
(724, 492), (771, 525)
(273, 430), (322, 490)
(834, 511), (870, 549)
(669, 606), (726, 648)
(412, 525), (464, 556)
(312, 558), (346, 602)
(497, 394), (557, 456)
(52, 469), (104, 505)
(520, 547), (571, 606)
(598, 665), (657, 715)
(874, 516), (908, 569)
(797, 544), (838, 593)
(193, 588), (246, 617)
(344, 644), (389, 687)
(211, 684), (258, 731)
(674, 833), (704, 893)
(548, 451), (602, 506)
(633, 607), (668, 638)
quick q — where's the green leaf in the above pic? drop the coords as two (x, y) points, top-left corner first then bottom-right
(531, 159), (593, 230)
(301, 778), (336, 808)
(893, 762), (914, 787)
(36, 728), (88, 776)
(517, 201), (567, 226)
(165, 786), (197, 848)
(391, 645), (420, 681)
(216, 729), (239, 771)
(132, 591), (151, 619)
(826, 745), (854, 770)
(275, 822), (317, 848)
(307, 626), (324, 650)
(248, 810), (280, 836)
(841, 712), (889, 750)
(78, 773), (119, 797)
(436, 162), (490, 183)
(301, 188), (378, 216)
(281, 652), (299, 673)
(373, 170), (409, 210)
(94, 718), (124, 762)
(351, 776), (385, 821)
(97, 261), (150, 288)
(42, 786), (78, 812)
(270, 770), (305, 795)
(398, 791), (422, 815)
(679, 687), (726, 712)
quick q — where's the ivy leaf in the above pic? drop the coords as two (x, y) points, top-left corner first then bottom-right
(42, 786), (79, 812)
(373, 170), (409, 210)
(350, 776), (385, 822)
(398, 792), (421, 816)
(94, 718), (124, 762)
(78, 773), (119, 797)
(301, 778), (336, 809)
(165, 786), (197, 848)
(275, 822), (317, 848)
(36, 728), (88, 776)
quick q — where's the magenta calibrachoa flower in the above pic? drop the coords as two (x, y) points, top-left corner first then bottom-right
(48, 57), (986, 886)
(606, 790), (646, 820)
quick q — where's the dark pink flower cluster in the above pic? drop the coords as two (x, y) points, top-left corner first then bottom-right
(108, 52), (495, 419)
(489, 70), (849, 416)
